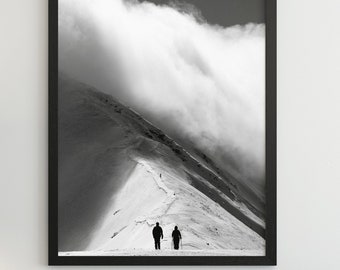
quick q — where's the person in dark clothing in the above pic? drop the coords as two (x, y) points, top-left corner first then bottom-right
(152, 222), (163, 250)
(172, 226), (182, 250)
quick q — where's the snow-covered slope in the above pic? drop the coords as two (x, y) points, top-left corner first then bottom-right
(87, 159), (263, 253)
(58, 75), (265, 255)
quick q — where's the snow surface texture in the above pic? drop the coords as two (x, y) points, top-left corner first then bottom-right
(86, 160), (264, 253)
(58, 76), (265, 256)
(59, 249), (264, 257)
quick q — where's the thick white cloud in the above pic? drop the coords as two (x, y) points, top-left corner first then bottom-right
(59, 0), (265, 194)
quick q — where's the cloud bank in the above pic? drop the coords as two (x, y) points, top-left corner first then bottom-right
(59, 0), (265, 195)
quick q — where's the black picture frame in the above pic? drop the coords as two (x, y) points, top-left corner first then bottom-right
(48, 0), (276, 265)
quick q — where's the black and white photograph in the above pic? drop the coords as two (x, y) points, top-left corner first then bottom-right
(6, 0), (340, 269)
(51, 0), (276, 264)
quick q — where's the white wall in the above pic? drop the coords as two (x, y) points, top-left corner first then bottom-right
(1, 0), (340, 269)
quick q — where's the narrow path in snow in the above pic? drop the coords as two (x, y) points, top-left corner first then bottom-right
(133, 160), (177, 226)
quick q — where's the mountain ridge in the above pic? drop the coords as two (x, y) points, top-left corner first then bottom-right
(58, 75), (265, 252)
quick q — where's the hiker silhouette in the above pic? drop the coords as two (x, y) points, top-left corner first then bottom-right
(152, 222), (163, 250)
(172, 226), (182, 250)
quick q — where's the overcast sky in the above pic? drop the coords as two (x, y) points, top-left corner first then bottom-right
(140, 0), (265, 27)
(59, 0), (265, 194)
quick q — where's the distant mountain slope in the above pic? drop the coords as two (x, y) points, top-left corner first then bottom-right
(58, 75), (265, 253)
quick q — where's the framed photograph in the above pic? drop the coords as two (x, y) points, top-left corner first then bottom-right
(49, 0), (276, 265)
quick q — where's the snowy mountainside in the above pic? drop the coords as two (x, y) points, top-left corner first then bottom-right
(58, 75), (265, 254)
